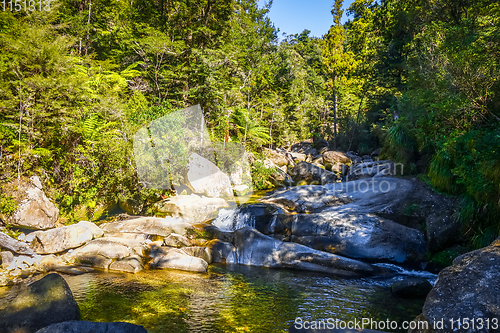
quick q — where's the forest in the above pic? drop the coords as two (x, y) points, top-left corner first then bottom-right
(0, 0), (499, 248)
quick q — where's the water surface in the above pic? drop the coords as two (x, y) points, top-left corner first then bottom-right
(57, 264), (428, 333)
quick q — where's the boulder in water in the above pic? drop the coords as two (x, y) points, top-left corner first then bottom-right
(391, 278), (432, 298)
(0, 273), (80, 333)
(149, 246), (208, 273)
(411, 237), (500, 333)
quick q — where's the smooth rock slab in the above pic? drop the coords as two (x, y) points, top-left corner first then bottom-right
(0, 273), (80, 333)
(226, 227), (385, 277)
(286, 212), (426, 263)
(30, 221), (104, 254)
(35, 320), (148, 333)
(101, 216), (194, 238)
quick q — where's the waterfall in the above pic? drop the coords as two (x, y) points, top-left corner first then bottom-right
(212, 207), (255, 231)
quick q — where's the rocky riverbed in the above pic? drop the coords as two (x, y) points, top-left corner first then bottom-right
(0, 143), (496, 332)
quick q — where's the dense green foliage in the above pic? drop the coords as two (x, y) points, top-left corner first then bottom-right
(0, 1), (331, 220)
(0, 0), (499, 247)
(344, 0), (500, 247)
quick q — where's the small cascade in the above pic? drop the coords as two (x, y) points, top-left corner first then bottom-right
(212, 207), (256, 231)
(373, 263), (438, 284)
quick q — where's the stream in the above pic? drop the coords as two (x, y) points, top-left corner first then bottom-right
(21, 263), (433, 333)
(0, 188), (437, 332)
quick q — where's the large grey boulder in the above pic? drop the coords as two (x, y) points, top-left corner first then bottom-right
(30, 221), (104, 254)
(153, 194), (228, 223)
(101, 216), (194, 238)
(149, 247), (208, 273)
(4, 176), (59, 230)
(412, 238), (500, 333)
(0, 273), (80, 333)
(291, 161), (339, 185)
(186, 153), (234, 199)
(258, 178), (438, 263)
(226, 227), (385, 277)
(35, 321), (147, 333)
(281, 212), (426, 263)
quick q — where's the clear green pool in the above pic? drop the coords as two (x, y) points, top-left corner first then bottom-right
(56, 264), (425, 333)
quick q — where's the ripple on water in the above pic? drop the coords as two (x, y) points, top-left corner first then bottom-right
(42, 264), (427, 333)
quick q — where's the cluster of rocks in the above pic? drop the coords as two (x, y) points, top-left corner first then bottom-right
(263, 141), (398, 187)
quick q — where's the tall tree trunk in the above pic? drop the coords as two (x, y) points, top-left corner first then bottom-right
(85, 0), (92, 56)
(333, 82), (338, 150)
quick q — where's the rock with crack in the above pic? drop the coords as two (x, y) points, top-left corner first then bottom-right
(0, 232), (36, 256)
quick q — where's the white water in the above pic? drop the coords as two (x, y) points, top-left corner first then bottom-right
(373, 263), (438, 284)
(212, 208), (255, 231)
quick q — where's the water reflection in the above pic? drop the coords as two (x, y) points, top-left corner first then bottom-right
(60, 264), (424, 333)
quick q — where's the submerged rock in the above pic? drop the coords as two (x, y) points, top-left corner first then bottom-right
(35, 320), (147, 333)
(391, 278), (432, 298)
(226, 227), (385, 277)
(0, 273), (80, 333)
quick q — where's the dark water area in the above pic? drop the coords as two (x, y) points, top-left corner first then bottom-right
(37, 264), (430, 333)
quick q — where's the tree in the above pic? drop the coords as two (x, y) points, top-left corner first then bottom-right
(322, 0), (357, 149)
